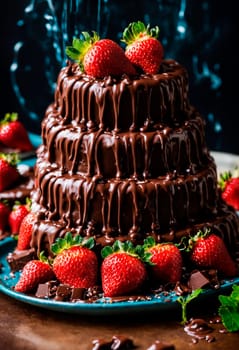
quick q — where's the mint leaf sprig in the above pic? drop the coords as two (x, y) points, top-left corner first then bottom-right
(177, 289), (203, 325)
(218, 284), (239, 332)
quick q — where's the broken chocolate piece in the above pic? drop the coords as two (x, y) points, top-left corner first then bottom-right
(36, 283), (51, 299)
(54, 284), (72, 301)
(70, 287), (87, 301)
(6, 248), (36, 272)
(35, 280), (59, 299)
(188, 270), (210, 290)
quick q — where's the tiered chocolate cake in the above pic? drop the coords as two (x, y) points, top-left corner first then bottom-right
(30, 59), (239, 259)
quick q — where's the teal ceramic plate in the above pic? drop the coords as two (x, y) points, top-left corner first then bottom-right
(0, 238), (239, 315)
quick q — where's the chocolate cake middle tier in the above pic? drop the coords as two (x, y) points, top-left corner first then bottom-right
(41, 110), (211, 179)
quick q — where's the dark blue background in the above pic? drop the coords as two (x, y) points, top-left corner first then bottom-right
(0, 0), (238, 154)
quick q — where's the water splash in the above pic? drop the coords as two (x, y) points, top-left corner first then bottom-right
(9, 0), (224, 149)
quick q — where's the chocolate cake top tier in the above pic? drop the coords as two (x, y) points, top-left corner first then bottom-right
(50, 59), (190, 132)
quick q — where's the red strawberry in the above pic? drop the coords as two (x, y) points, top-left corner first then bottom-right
(0, 200), (10, 232)
(189, 229), (238, 277)
(9, 201), (30, 235)
(144, 237), (182, 284)
(0, 113), (33, 151)
(219, 170), (239, 211)
(101, 240), (147, 297)
(0, 153), (20, 192)
(66, 32), (136, 78)
(52, 232), (98, 288)
(17, 211), (36, 250)
(122, 21), (164, 74)
(15, 253), (55, 293)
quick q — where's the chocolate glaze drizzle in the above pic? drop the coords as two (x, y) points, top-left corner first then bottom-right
(42, 110), (211, 179)
(54, 60), (190, 131)
(30, 58), (239, 259)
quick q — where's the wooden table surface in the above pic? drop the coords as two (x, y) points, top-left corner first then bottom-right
(0, 290), (239, 350)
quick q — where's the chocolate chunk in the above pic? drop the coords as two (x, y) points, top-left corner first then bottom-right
(70, 287), (86, 301)
(35, 280), (59, 299)
(188, 270), (210, 290)
(202, 269), (220, 289)
(146, 340), (175, 350)
(54, 284), (72, 301)
(36, 283), (51, 299)
(6, 248), (36, 272)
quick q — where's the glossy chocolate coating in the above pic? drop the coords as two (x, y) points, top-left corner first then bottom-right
(31, 59), (239, 259)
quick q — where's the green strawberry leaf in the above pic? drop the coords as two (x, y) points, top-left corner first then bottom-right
(65, 31), (100, 70)
(82, 236), (95, 250)
(101, 245), (114, 259)
(51, 232), (94, 255)
(65, 47), (81, 61)
(122, 21), (160, 46)
(0, 152), (20, 167)
(143, 236), (156, 248)
(101, 240), (142, 259)
(0, 112), (18, 126)
(218, 284), (239, 332)
(65, 231), (73, 246)
(218, 171), (232, 191)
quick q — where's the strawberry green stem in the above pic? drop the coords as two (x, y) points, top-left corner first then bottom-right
(121, 21), (160, 46)
(51, 232), (95, 255)
(178, 228), (211, 253)
(0, 112), (18, 126)
(0, 153), (19, 166)
(219, 171), (232, 191)
(65, 31), (100, 71)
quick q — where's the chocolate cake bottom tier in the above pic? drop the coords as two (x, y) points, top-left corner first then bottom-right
(31, 203), (239, 260)
(32, 159), (219, 243)
(41, 109), (211, 179)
